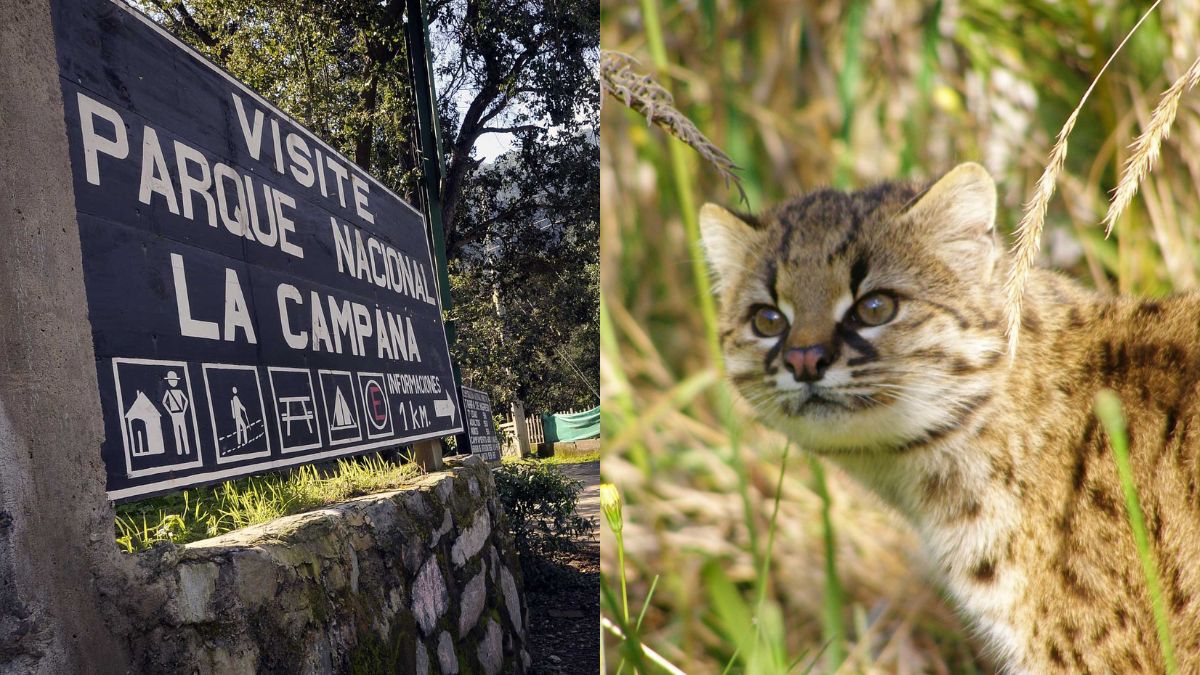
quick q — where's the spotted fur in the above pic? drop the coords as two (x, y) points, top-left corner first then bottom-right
(700, 163), (1200, 672)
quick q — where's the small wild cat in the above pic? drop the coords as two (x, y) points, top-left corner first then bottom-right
(700, 163), (1200, 672)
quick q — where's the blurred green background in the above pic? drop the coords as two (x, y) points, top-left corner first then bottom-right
(599, 0), (1200, 672)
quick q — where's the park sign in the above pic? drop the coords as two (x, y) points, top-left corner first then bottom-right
(460, 387), (502, 462)
(51, 0), (463, 501)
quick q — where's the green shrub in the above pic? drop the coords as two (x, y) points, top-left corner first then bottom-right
(493, 460), (595, 580)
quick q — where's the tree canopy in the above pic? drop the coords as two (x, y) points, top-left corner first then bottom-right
(134, 0), (599, 413)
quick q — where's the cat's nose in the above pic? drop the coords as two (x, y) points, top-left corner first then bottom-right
(784, 345), (832, 382)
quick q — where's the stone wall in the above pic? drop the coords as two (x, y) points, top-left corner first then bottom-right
(111, 456), (529, 674)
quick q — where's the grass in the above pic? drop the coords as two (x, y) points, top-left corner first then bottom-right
(1095, 391), (1179, 674)
(539, 449), (602, 464)
(114, 453), (421, 552)
(500, 449), (601, 465)
(600, 0), (1200, 671)
(1003, 0), (1163, 354)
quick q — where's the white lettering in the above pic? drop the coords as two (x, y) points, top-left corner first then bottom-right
(77, 92), (129, 186)
(326, 156), (349, 207)
(170, 253), (219, 340)
(222, 268), (257, 343)
(354, 230), (371, 281)
(252, 182), (278, 246)
(277, 284), (307, 349)
(375, 308), (395, 360)
(351, 174), (374, 223)
(270, 118), (284, 174)
(328, 297), (356, 355)
(366, 239), (388, 286)
(386, 312), (408, 361)
(281, 289), (421, 363)
(285, 133), (315, 187)
(272, 189), (303, 259)
(174, 141), (217, 227)
(352, 303), (372, 357)
(331, 218), (354, 274)
(406, 316), (421, 362)
(310, 291), (333, 353)
(213, 162), (248, 237)
(385, 248), (401, 293)
(314, 147), (328, 197)
(137, 127), (179, 214)
(329, 218), (438, 305)
(231, 93), (265, 161)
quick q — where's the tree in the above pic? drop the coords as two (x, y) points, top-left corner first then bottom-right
(135, 0), (599, 242)
(137, 0), (424, 196)
(431, 0), (599, 253)
(450, 128), (600, 412)
(135, 0), (600, 414)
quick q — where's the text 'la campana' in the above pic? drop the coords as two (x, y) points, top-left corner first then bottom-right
(75, 91), (440, 364)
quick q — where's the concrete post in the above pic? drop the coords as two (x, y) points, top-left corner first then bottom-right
(0, 1), (128, 671)
(511, 400), (532, 458)
(413, 438), (444, 472)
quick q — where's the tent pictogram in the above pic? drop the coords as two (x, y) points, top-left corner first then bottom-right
(318, 370), (362, 446)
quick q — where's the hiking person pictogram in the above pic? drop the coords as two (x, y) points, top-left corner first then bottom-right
(161, 371), (191, 455)
(231, 386), (250, 446)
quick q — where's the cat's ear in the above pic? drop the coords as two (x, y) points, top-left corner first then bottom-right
(904, 162), (1000, 281)
(700, 204), (761, 289)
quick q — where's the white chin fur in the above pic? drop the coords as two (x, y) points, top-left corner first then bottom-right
(762, 385), (961, 453)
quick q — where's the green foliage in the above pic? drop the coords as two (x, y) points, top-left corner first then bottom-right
(492, 460), (595, 581)
(133, 0), (601, 417)
(450, 131), (601, 414)
(115, 454), (420, 552)
(135, 0), (421, 194)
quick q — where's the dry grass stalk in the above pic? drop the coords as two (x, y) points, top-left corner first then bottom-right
(1003, 113), (1079, 357)
(1003, 0), (1162, 357)
(1102, 55), (1200, 236)
(599, 50), (746, 202)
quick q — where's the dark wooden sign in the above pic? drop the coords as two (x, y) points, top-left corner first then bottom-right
(51, 0), (463, 501)
(460, 387), (502, 462)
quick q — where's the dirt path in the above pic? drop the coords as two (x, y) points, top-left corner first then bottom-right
(556, 461), (600, 523)
(526, 461), (599, 675)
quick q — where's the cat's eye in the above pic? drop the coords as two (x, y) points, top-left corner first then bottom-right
(853, 292), (898, 326)
(751, 306), (789, 337)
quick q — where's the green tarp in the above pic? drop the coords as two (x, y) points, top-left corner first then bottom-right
(542, 407), (600, 443)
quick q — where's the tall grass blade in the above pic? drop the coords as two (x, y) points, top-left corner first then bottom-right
(703, 562), (759, 672)
(601, 615), (686, 675)
(635, 0), (724, 369)
(809, 456), (847, 669)
(635, 575), (660, 631)
(834, 0), (867, 188)
(1094, 390), (1179, 675)
(754, 443), (791, 630)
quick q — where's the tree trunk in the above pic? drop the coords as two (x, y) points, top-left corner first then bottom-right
(354, 72), (378, 171)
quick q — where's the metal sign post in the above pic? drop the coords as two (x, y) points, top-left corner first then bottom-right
(404, 0), (475, 457)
